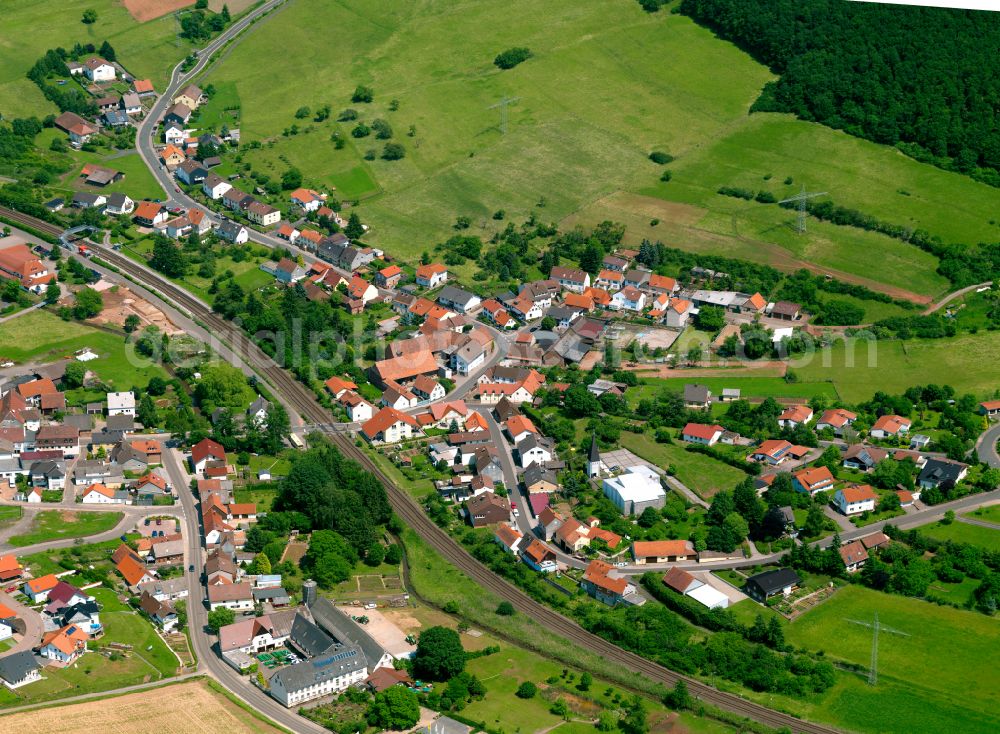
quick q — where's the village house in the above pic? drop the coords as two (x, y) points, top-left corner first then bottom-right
(361, 407), (419, 445)
(632, 539), (695, 564)
(83, 57), (116, 82)
(202, 173), (232, 200)
(683, 383), (712, 409)
(792, 466), (835, 495)
(494, 524), (523, 555)
(191, 437), (226, 474)
(464, 492), (510, 527)
(219, 220), (249, 244)
(839, 540), (869, 573)
(611, 286), (646, 312)
(870, 414), (911, 438)
(833, 484), (878, 515)
(842, 444), (888, 472)
(247, 201), (281, 227)
(581, 560), (642, 607)
(39, 624), (89, 664)
(550, 265), (591, 293)
(289, 188), (326, 212)
(778, 405), (813, 429)
(105, 192), (135, 216)
(0, 244), (54, 291)
(745, 568), (801, 602)
(815, 408), (857, 435)
(376, 265), (403, 288)
(681, 422), (725, 446)
(173, 84), (203, 109)
(208, 582), (255, 612)
(917, 458), (968, 491)
(749, 439), (794, 465)
(415, 263), (448, 289)
(54, 112), (97, 145)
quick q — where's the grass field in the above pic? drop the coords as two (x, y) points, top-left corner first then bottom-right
(8, 510), (123, 547)
(783, 585), (1000, 734)
(915, 518), (1000, 548)
(0, 310), (168, 391)
(0, 678), (287, 732)
(620, 430), (746, 498)
(195, 0), (1000, 300)
(0, 0), (194, 119)
(0, 505), (22, 530)
(629, 375), (840, 404)
(794, 332), (1000, 402)
(966, 505), (1000, 524)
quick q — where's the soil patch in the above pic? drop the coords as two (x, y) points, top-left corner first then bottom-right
(122, 0), (195, 23)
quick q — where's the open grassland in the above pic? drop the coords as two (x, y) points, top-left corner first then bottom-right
(0, 310), (168, 391)
(0, 0), (194, 119)
(620, 430), (746, 499)
(8, 510), (123, 547)
(915, 518), (1000, 548)
(198, 0), (999, 300)
(628, 375), (840, 404)
(0, 679), (287, 732)
(793, 332), (1000, 402)
(782, 585), (1000, 734)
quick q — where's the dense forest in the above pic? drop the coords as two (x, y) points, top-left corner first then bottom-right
(678, 0), (1000, 184)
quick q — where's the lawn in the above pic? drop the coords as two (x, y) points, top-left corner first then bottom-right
(0, 588), (178, 708)
(0, 310), (169, 392)
(794, 331), (1000, 403)
(914, 518), (1000, 549)
(195, 0), (1000, 301)
(782, 585), (1000, 734)
(0, 505), (22, 530)
(0, 0), (195, 119)
(232, 485), (278, 512)
(964, 504), (1000, 525)
(122, 239), (272, 302)
(8, 510), (124, 547)
(619, 430), (747, 499)
(628, 375), (839, 405)
(59, 147), (167, 202)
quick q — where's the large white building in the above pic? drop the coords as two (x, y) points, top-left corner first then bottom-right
(602, 465), (666, 516)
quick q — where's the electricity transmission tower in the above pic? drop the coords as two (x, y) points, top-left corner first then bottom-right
(488, 96), (520, 135)
(847, 613), (910, 686)
(779, 185), (827, 234)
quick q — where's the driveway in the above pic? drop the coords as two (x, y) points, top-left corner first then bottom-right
(0, 590), (42, 657)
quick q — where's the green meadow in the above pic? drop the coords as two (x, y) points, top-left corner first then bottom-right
(194, 0), (1000, 301)
(0, 0), (195, 119)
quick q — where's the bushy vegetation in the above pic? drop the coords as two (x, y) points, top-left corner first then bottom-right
(494, 47), (533, 69)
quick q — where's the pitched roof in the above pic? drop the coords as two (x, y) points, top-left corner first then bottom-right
(133, 201), (163, 221)
(839, 484), (877, 503)
(26, 574), (59, 594)
(583, 559), (628, 596)
(839, 540), (869, 567)
(505, 414), (537, 437)
(416, 263), (447, 279)
(117, 555), (152, 586)
(755, 439), (792, 457)
(192, 437), (225, 465)
(818, 408), (857, 427)
(633, 539), (694, 558)
(361, 407), (419, 439)
(682, 422), (725, 441)
(778, 405), (812, 423)
(872, 414), (911, 434)
(495, 524), (523, 548)
(372, 350), (438, 382)
(662, 566), (701, 594)
(793, 466), (834, 489)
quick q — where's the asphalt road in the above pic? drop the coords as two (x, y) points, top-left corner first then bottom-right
(976, 421), (1000, 467)
(162, 448), (328, 734)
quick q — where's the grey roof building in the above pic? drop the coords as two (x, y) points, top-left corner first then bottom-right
(0, 651), (40, 688)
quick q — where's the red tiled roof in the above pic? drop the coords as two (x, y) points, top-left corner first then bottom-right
(682, 423), (724, 441)
(361, 407), (418, 439)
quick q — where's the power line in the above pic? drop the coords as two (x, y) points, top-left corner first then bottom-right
(846, 613), (909, 686)
(778, 185), (827, 234)
(488, 96), (520, 135)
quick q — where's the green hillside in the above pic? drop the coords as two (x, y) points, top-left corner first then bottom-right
(196, 0), (1000, 300)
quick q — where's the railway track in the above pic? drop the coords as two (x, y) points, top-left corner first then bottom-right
(1, 207), (840, 733)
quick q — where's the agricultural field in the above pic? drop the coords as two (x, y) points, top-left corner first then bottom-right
(0, 679), (286, 732)
(782, 585), (1000, 734)
(0, 0), (195, 119)
(196, 0), (999, 301)
(7, 510), (124, 547)
(0, 310), (169, 392)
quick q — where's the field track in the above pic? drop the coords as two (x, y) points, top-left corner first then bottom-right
(0, 205), (841, 733)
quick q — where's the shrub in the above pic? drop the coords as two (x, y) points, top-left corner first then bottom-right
(494, 47), (533, 69)
(515, 681), (537, 699)
(649, 151), (674, 164)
